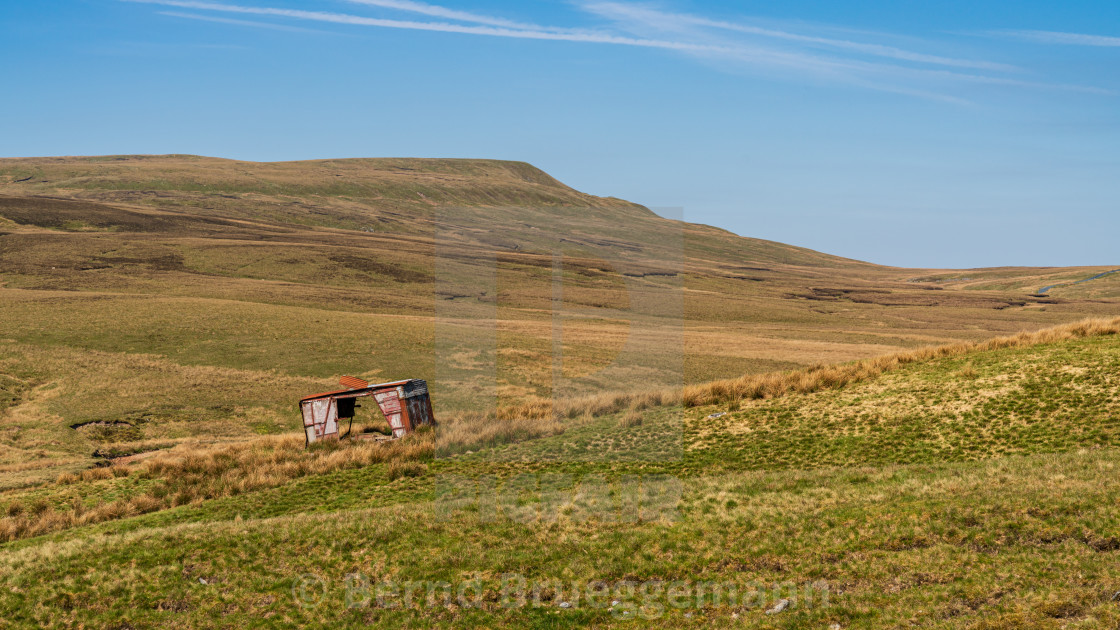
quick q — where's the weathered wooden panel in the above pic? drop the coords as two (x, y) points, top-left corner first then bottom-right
(301, 398), (339, 445)
(374, 390), (408, 438)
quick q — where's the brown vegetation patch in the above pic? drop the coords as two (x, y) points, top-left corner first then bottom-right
(0, 196), (238, 234)
(327, 253), (430, 283)
(0, 431), (433, 543)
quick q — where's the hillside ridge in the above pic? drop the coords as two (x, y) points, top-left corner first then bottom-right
(0, 154), (868, 268)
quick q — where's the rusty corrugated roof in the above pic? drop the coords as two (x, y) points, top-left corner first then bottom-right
(299, 379), (412, 404)
(339, 375), (370, 389)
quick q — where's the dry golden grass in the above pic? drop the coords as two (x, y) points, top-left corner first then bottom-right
(0, 431), (433, 544)
(437, 408), (566, 453)
(667, 316), (1120, 409)
(437, 317), (1120, 454)
(436, 387), (681, 453)
(620, 409), (643, 428)
(54, 473), (78, 485)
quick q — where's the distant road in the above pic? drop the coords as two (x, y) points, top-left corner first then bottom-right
(1038, 269), (1120, 295)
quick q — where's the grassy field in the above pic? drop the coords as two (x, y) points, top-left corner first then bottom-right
(0, 320), (1118, 628)
(1, 155), (1118, 482)
(1, 156), (1118, 628)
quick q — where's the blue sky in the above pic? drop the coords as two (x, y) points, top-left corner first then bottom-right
(2, 1), (1118, 268)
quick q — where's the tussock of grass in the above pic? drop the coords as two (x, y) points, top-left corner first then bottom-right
(386, 460), (427, 481)
(0, 432), (432, 543)
(619, 409), (643, 428)
(438, 389), (675, 454)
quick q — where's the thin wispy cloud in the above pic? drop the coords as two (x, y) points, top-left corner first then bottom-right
(340, 0), (565, 32)
(582, 2), (1019, 72)
(900, 68), (1110, 95)
(121, 0), (872, 64)
(993, 30), (1120, 47)
(158, 10), (331, 33)
(120, 0), (1111, 100)
(125, 0), (700, 47)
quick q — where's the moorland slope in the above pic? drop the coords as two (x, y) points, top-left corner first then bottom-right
(0, 155), (1117, 484)
(1, 318), (1118, 628)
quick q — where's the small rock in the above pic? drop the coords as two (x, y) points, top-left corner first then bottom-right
(765, 599), (790, 615)
(707, 412), (727, 419)
(611, 600), (621, 607)
(684, 612), (692, 618)
(198, 578), (207, 585)
(830, 624), (841, 630)
(731, 612), (739, 619)
(559, 602), (571, 609)
(1112, 591), (1120, 602)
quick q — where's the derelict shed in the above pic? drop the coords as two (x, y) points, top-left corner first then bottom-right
(299, 379), (436, 445)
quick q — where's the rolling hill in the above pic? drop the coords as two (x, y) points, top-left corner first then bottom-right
(1, 156), (1119, 628)
(1, 155), (1118, 486)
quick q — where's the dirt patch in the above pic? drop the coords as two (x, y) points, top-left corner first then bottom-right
(328, 253), (430, 283)
(71, 420), (142, 443)
(104, 450), (164, 466)
(787, 287), (1030, 309)
(70, 420), (133, 430)
(94, 253), (190, 272)
(0, 196), (240, 234)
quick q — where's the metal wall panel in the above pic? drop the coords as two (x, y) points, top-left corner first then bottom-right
(374, 390), (408, 438)
(301, 398), (340, 444)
